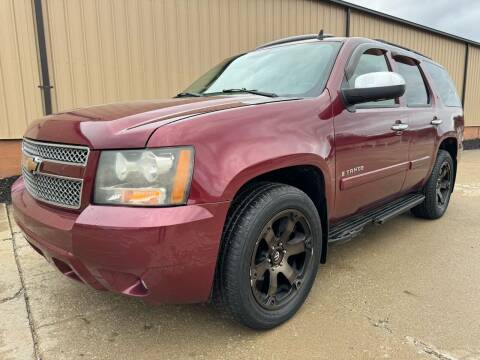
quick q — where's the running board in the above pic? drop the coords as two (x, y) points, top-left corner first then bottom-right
(328, 194), (425, 244)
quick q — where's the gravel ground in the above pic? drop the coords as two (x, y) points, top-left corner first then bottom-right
(464, 139), (480, 150)
(0, 176), (19, 204)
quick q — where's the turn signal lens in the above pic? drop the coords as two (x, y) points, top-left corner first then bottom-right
(171, 149), (193, 204)
(122, 188), (167, 205)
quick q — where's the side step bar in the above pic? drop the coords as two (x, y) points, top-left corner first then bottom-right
(328, 194), (425, 244)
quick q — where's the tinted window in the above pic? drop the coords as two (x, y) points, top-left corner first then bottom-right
(349, 51), (395, 106)
(184, 42), (341, 98)
(351, 53), (390, 81)
(424, 62), (462, 107)
(395, 60), (429, 106)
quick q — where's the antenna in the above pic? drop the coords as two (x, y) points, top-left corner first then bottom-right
(317, 29), (334, 40)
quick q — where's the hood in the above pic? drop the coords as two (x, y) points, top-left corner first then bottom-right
(24, 96), (297, 149)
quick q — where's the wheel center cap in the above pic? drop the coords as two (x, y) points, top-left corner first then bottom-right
(273, 251), (280, 262)
(271, 249), (284, 265)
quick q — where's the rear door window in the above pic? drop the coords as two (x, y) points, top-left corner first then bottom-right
(424, 62), (462, 107)
(394, 59), (430, 107)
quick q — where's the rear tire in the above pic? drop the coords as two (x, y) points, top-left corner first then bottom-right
(411, 150), (454, 219)
(217, 183), (322, 329)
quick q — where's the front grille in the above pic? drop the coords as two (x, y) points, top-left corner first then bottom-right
(21, 138), (88, 209)
(23, 138), (89, 166)
(22, 168), (83, 209)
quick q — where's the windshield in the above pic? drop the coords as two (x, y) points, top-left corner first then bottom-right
(182, 41), (341, 98)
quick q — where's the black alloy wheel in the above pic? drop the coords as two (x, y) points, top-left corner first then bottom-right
(250, 209), (313, 309)
(216, 183), (322, 330)
(436, 161), (452, 209)
(412, 150), (454, 219)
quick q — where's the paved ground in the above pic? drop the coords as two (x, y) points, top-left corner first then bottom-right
(1, 150), (480, 360)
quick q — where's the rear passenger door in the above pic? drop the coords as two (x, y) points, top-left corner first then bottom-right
(392, 55), (437, 191)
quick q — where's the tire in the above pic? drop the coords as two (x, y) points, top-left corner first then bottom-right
(411, 150), (454, 219)
(216, 183), (322, 329)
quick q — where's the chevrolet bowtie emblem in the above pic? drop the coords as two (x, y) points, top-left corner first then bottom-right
(22, 155), (42, 174)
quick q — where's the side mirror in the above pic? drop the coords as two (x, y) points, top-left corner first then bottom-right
(341, 72), (406, 106)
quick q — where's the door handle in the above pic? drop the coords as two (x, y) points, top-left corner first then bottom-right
(391, 123), (409, 131)
(431, 118), (443, 126)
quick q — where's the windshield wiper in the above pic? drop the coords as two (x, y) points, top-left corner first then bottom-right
(175, 92), (203, 98)
(221, 88), (278, 98)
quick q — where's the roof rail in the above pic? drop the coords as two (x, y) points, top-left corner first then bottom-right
(374, 39), (431, 59)
(256, 30), (334, 50)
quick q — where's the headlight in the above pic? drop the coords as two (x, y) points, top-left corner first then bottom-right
(94, 147), (194, 206)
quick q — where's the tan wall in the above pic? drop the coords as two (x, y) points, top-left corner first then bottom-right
(464, 46), (480, 126)
(1, 0), (480, 141)
(349, 10), (467, 96)
(42, 0), (346, 113)
(0, 0), (44, 139)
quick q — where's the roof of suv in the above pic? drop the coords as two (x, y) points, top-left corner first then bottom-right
(255, 34), (444, 69)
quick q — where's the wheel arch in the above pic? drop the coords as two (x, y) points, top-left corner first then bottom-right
(224, 161), (331, 264)
(437, 136), (458, 189)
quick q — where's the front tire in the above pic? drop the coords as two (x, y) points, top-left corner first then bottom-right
(217, 184), (322, 329)
(412, 150), (454, 219)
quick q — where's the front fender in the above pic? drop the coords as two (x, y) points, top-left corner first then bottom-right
(221, 153), (333, 208)
(147, 95), (335, 207)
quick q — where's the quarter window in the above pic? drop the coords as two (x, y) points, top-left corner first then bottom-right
(394, 59), (430, 106)
(424, 62), (462, 107)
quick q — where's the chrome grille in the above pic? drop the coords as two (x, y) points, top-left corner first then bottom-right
(22, 138), (89, 166)
(22, 168), (83, 209)
(21, 138), (88, 209)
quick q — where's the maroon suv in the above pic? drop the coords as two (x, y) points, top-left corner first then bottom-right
(12, 34), (464, 329)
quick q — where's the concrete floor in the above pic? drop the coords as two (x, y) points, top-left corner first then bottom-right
(1, 150), (480, 360)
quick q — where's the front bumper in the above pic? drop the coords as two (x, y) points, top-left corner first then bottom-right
(12, 178), (230, 304)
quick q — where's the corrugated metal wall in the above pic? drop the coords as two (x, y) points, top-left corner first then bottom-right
(465, 46), (480, 126)
(0, 0), (44, 139)
(1, 0), (479, 140)
(42, 0), (346, 112)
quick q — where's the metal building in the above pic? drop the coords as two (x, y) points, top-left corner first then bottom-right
(1, 0), (479, 177)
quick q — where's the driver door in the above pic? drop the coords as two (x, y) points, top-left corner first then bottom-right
(332, 46), (410, 221)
